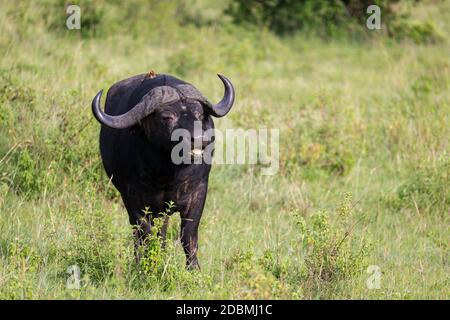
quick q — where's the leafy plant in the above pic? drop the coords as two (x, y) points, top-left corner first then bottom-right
(226, 0), (403, 37)
(292, 193), (372, 295)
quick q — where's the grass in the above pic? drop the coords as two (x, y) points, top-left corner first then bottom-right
(0, 0), (449, 299)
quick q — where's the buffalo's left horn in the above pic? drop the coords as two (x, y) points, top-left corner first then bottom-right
(92, 86), (180, 129)
(207, 74), (235, 117)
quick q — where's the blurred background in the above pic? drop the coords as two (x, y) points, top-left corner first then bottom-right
(0, 0), (448, 299)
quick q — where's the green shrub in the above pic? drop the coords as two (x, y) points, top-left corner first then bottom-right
(221, 194), (371, 299)
(131, 201), (212, 293)
(389, 19), (445, 44)
(52, 193), (131, 287)
(292, 193), (372, 296)
(0, 72), (36, 108)
(0, 240), (43, 299)
(13, 147), (44, 195)
(389, 155), (449, 214)
(45, 0), (188, 40)
(226, 0), (401, 37)
(46, 0), (105, 38)
(224, 249), (290, 299)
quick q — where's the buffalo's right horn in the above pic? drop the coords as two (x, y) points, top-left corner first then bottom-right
(174, 74), (235, 117)
(92, 86), (180, 129)
(207, 74), (235, 118)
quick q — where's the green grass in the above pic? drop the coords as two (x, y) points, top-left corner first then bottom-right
(0, 0), (448, 299)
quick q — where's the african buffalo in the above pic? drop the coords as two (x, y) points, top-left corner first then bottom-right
(91, 73), (235, 269)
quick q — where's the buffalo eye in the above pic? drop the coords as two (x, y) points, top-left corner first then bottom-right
(160, 111), (177, 122)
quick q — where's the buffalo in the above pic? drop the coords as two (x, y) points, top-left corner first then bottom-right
(91, 73), (235, 269)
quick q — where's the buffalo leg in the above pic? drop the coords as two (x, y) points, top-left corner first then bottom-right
(159, 216), (170, 249)
(180, 217), (200, 269)
(180, 188), (207, 270)
(124, 201), (152, 263)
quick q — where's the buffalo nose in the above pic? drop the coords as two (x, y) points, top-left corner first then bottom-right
(191, 134), (209, 149)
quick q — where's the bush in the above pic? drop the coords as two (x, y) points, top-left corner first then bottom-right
(226, 0), (402, 37)
(131, 201), (212, 293)
(59, 205), (121, 284)
(222, 193), (372, 298)
(0, 239), (43, 299)
(292, 193), (372, 296)
(388, 155), (449, 215)
(224, 249), (290, 299)
(388, 19), (445, 44)
(46, 0), (105, 38)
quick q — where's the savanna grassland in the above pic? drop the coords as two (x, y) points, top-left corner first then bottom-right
(0, 0), (448, 299)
